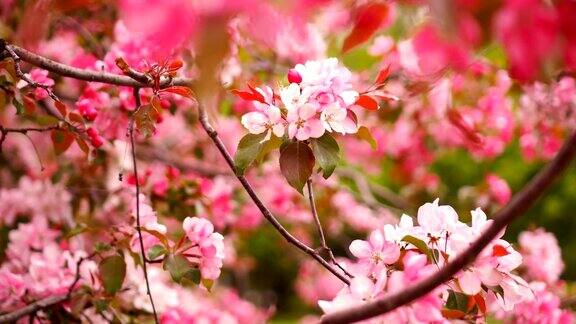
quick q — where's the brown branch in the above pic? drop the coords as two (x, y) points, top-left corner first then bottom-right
(307, 179), (353, 278)
(196, 103), (351, 285)
(0, 124), (62, 153)
(321, 129), (576, 324)
(1, 40), (194, 88)
(129, 88), (159, 324)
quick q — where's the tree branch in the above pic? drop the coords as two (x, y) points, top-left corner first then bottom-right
(321, 129), (576, 324)
(0, 40), (194, 88)
(196, 103), (351, 285)
(129, 88), (159, 324)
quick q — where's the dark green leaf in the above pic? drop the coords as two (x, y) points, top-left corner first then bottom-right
(163, 254), (192, 283)
(99, 254), (126, 295)
(256, 135), (282, 162)
(446, 289), (470, 312)
(311, 133), (340, 179)
(279, 141), (315, 194)
(148, 244), (167, 260)
(12, 97), (24, 115)
(180, 268), (201, 286)
(233, 132), (268, 175)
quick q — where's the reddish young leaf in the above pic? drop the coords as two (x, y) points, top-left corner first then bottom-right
(492, 244), (510, 257)
(151, 95), (162, 112)
(167, 60), (184, 72)
(51, 129), (74, 155)
(343, 3), (390, 53)
(375, 64), (391, 86)
(162, 86), (196, 100)
(55, 101), (68, 117)
(441, 309), (466, 319)
(247, 83), (266, 103)
(115, 57), (131, 73)
(355, 95), (379, 111)
(23, 95), (36, 114)
(371, 90), (400, 102)
(447, 110), (484, 146)
(474, 294), (487, 314)
(68, 112), (85, 125)
(75, 136), (89, 155)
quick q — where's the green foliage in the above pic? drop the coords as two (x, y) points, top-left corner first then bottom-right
(311, 133), (340, 179)
(99, 254), (126, 295)
(234, 132), (268, 175)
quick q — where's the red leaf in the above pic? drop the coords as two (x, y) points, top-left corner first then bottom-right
(68, 112), (85, 125)
(247, 83), (266, 103)
(355, 95), (379, 111)
(75, 136), (89, 155)
(162, 86), (196, 100)
(474, 294), (486, 314)
(23, 95), (36, 114)
(371, 90), (400, 102)
(447, 110), (484, 146)
(51, 129), (74, 155)
(167, 60), (184, 72)
(492, 245), (510, 257)
(441, 309), (466, 319)
(343, 3), (390, 53)
(55, 101), (68, 117)
(375, 64), (391, 86)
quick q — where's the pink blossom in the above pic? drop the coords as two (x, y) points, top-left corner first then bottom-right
(286, 103), (325, 141)
(519, 228), (564, 283)
(349, 229), (400, 273)
(241, 106), (285, 140)
(486, 174), (512, 206)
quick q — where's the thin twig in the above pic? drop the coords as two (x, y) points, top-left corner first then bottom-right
(307, 179), (353, 278)
(129, 88), (159, 324)
(196, 103), (351, 285)
(321, 129), (576, 324)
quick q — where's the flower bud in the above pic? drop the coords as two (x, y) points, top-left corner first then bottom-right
(287, 69), (302, 84)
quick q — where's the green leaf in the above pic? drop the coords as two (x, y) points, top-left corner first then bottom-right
(163, 254), (192, 283)
(65, 224), (88, 239)
(279, 141), (315, 194)
(311, 133), (340, 179)
(233, 132), (268, 175)
(202, 278), (215, 291)
(401, 235), (433, 261)
(12, 97), (24, 115)
(357, 126), (377, 149)
(180, 269), (201, 286)
(446, 289), (470, 312)
(51, 129), (74, 155)
(99, 254), (126, 295)
(94, 242), (112, 253)
(256, 135), (282, 162)
(148, 244), (167, 260)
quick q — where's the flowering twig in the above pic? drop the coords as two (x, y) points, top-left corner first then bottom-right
(0, 251), (97, 323)
(197, 103), (351, 285)
(0, 42), (352, 285)
(129, 87), (159, 324)
(321, 129), (576, 324)
(1, 40), (193, 88)
(307, 180), (353, 278)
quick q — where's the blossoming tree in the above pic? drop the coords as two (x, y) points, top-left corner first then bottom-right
(1, 0), (576, 323)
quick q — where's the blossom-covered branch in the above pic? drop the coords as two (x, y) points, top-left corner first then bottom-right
(197, 104), (351, 285)
(321, 128), (576, 324)
(0, 40), (193, 88)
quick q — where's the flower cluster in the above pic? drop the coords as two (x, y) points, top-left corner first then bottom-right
(319, 199), (533, 322)
(182, 217), (225, 280)
(240, 58), (360, 141)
